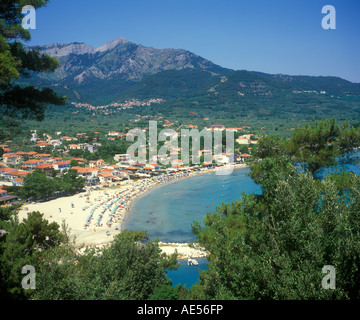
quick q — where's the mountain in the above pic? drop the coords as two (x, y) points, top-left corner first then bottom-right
(31, 36), (228, 84)
(21, 37), (360, 118)
(135, 70), (360, 118)
(22, 37), (230, 104)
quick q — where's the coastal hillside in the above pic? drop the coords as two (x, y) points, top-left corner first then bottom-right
(19, 37), (360, 118)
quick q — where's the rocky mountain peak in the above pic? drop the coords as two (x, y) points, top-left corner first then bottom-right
(95, 37), (129, 53)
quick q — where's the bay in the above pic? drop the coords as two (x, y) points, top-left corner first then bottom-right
(123, 167), (261, 243)
(123, 152), (360, 288)
(122, 167), (261, 288)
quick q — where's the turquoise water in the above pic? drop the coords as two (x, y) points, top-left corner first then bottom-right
(123, 167), (261, 243)
(122, 167), (261, 288)
(123, 153), (359, 287)
(166, 258), (209, 288)
(320, 151), (360, 177)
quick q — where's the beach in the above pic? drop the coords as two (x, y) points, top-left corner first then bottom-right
(17, 163), (248, 258)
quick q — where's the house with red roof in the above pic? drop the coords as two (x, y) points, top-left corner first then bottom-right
(12, 178), (24, 187)
(98, 171), (117, 183)
(0, 167), (15, 178)
(37, 141), (52, 148)
(68, 144), (81, 150)
(22, 159), (44, 170)
(34, 163), (54, 174)
(0, 189), (8, 198)
(73, 167), (99, 184)
(3, 170), (29, 180)
(2, 153), (23, 166)
(61, 136), (77, 141)
(89, 159), (105, 169)
(126, 166), (138, 173)
(239, 154), (253, 162)
(53, 160), (71, 172)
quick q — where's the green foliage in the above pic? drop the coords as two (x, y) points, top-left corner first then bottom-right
(0, 0), (66, 120)
(283, 119), (360, 177)
(57, 169), (85, 195)
(325, 170), (357, 194)
(20, 170), (55, 200)
(149, 284), (179, 300)
(34, 231), (178, 300)
(250, 119), (360, 178)
(70, 160), (79, 167)
(124, 69), (220, 100)
(249, 156), (293, 197)
(0, 209), (63, 299)
(194, 157), (360, 300)
(191, 120), (360, 300)
(20, 169), (85, 201)
(253, 134), (283, 159)
(0, 35), (20, 82)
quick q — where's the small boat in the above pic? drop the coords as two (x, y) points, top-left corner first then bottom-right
(187, 258), (199, 266)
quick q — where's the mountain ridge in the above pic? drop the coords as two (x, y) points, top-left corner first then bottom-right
(20, 37), (360, 118)
(31, 37), (228, 84)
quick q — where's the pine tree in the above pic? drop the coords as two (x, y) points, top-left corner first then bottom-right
(0, 0), (66, 121)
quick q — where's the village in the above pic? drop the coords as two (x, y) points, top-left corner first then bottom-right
(0, 124), (260, 206)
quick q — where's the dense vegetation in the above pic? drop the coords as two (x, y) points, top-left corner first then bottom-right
(0, 0), (66, 120)
(1, 0), (360, 302)
(33, 230), (178, 300)
(192, 159), (360, 299)
(23, 68), (360, 121)
(20, 169), (85, 201)
(1, 119), (360, 300)
(190, 119), (360, 299)
(253, 118), (360, 177)
(0, 210), (179, 300)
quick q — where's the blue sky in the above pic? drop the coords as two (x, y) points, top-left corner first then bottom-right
(26, 0), (360, 82)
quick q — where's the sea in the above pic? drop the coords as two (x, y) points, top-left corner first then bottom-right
(122, 167), (261, 287)
(122, 152), (360, 288)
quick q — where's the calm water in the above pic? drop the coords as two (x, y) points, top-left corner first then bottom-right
(123, 153), (359, 287)
(320, 151), (360, 177)
(166, 258), (209, 288)
(122, 167), (261, 287)
(123, 167), (261, 243)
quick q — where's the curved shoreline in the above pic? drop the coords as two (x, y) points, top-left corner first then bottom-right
(18, 164), (249, 258)
(121, 164), (249, 258)
(123, 163), (250, 231)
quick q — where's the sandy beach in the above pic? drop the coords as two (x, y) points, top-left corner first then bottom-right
(17, 163), (248, 258)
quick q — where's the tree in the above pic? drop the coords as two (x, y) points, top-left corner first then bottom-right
(252, 119), (360, 178)
(59, 169), (85, 194)
(0, 209), (64, 299)
(283, 119), (360, 177)
(34, 231), (178, 300)
(253, 134), (283, 159)
(21, 169), (84, 201)
(193, 159), (360, 300)
(0, 0), (66, 121)
(70, 160), (79, 167)
(20, 170), (55, 200)
(149, 284), (179, 300)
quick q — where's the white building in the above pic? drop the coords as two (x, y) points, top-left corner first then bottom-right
(114, 154), (131, 163)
